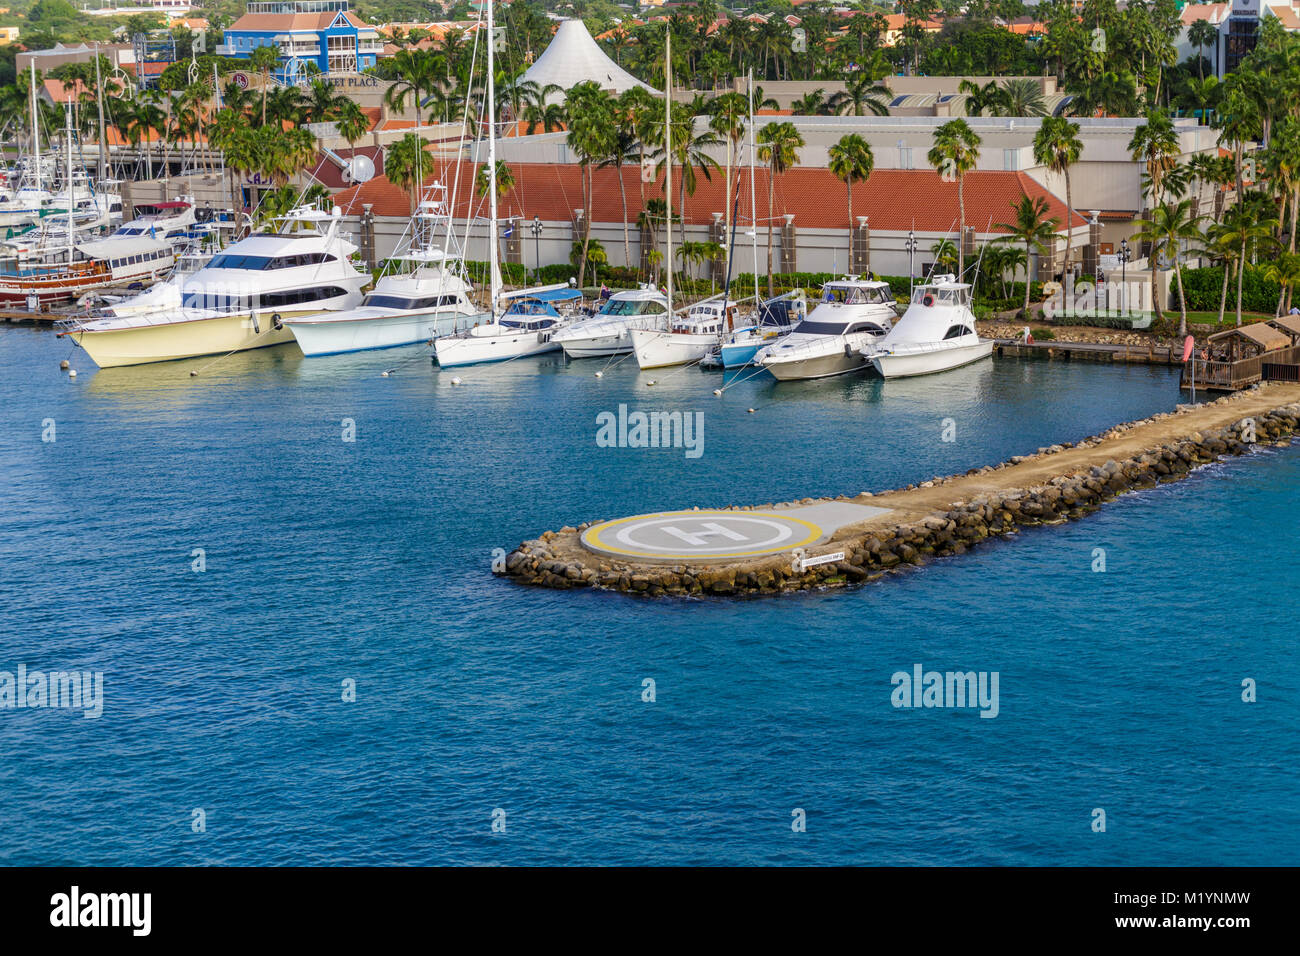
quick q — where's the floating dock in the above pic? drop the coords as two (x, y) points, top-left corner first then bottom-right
(500, 383), (1300, 597)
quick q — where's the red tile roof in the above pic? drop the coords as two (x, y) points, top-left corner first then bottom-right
(331, 162), (1084, 233)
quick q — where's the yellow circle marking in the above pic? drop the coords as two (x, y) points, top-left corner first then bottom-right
(582, 510), (824, 560)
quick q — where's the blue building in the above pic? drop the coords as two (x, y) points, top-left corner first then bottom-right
(217, 1), (384, 82)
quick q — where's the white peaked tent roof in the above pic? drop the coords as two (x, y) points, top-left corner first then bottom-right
(521, 20), (660, 99)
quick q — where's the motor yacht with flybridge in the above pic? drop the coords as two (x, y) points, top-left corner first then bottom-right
(753, 277), (895, 380)
(553, 285), (669, 358)
(59, 204), (368, 368)
(285, 183), (485, 356)
(864, 275), (992, 378)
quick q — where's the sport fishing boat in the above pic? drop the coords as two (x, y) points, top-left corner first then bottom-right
(753, 277), (895, 381)
(864, 275), (992, 378)
(59, 204), (368, 368)
(285, 184), (485, 356)
(718, 289), (806, 368)
(552, 285), (669, 358)
(629, 295), (738, 370)
(432, 284), (580, 368)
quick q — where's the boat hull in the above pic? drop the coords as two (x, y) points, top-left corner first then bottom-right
(630, 328), (715, 369)
(70, 310), (298, 368)
(762, 351), (870, 381)
(434, 333), (560, 368)
(287, 307), (483, 357)
(720, 342), (763, 368)
(559, 332), (632, 358)
(869, 340), (994, 379)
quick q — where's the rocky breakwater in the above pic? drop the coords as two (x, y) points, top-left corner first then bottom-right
(499, 385), (1300, 597)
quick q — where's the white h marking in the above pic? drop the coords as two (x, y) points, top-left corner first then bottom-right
(660, 522), (750, 547)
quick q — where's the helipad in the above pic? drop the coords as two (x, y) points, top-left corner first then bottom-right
(580, 502), (892, 565)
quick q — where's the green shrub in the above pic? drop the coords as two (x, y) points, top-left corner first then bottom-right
(1175, 265), (1281, 313)
(1031, 326), (1056, 340)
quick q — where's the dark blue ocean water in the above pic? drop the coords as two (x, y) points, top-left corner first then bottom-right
(1, 328), (1296, 866)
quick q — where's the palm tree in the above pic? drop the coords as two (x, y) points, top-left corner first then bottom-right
(1215, 205), (1277, 326)
(928, 118), (982, 278)
(334, 98), (370, 151)
(1187, 18), (1218, 80)
(791, 89), (827, 116)
(930, 239), (958, 273)
(830, 72), (891, 117)
(994, 195), (1060, 319)
(958, 79), (1005, 117)
(597, 125), (639, 271)
(1204, 222), (1240, 325)
(757, 121), (804, 297)
(1033, 116), (1082, 279)
(1131, 198), (1206, 336)
(1128, 110), (1180, 207)
(1002, 79), (1047, 118)
(383, 49), (438, 131)
(828, 133), (874, 269)
(565, 82), (614, 288)
(1262, 252), (1300, 316)
(247, 44), (280, 127)
(386, 133), (432, 214)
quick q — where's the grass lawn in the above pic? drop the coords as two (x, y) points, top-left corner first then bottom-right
(1181, 311), (1278, 327)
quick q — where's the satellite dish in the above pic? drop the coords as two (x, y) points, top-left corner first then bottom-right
(346, 155), (375, 184)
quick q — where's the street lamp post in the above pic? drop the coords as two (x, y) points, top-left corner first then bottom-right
(1118, 238), (1130, 317)
(530, 216), (543, 285)
(905, 230), (918, 297)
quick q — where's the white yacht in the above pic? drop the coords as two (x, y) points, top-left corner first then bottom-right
(553, 286), (669, 358)
(432, 284), (580, 368)
(865, 275), (992, 378)
(754, 277), (895, 381)
(630, 295), (738, 370)
(60, 205), (369, 368)
(285, 184), (485, 356)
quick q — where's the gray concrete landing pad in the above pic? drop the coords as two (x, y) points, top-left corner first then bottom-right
(580, 502), (892, 565)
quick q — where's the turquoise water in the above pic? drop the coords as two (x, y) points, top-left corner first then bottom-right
(1, 328), (1296, 866)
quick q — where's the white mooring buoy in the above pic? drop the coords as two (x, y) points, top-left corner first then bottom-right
(747, 407), (755, 414)
(68, 369), (77, 378)
(713, 388), (722, 396)
(381, 370), (390, 378)
(450, 376), (463, 386)
(594, 371), (603, 378)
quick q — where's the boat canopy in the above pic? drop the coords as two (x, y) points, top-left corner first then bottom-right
(508, 287), (581, 304)
(76, 237), (171, 261)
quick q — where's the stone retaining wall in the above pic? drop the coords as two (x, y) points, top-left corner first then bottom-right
(500, 393), (1300, 597)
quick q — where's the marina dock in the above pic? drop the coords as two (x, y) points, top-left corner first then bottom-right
(993, 338), (1183, 366)
(501, 383), (1300, 597)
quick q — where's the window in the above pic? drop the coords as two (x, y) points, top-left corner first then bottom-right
(1003, 148), (1019, 171)
(942, 325), (972, 340)
(363, 293), (459, 310)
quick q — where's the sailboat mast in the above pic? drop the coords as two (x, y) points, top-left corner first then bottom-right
(94, 45), (108, 185)
(65, 101), (74, 265)
(30, 61), (40, 193)
(664, 27), (673, 316)
(747, 69), (758, 306)
(486, 0), (500, 321)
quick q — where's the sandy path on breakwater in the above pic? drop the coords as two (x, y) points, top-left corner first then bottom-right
(830, 382), (1300, 539)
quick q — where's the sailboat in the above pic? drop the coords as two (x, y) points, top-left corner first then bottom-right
(629, 27), (731, 370)
(432, 0), (577, 368)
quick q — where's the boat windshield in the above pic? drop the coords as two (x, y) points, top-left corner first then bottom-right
(598, 298), (663, 317)
(820, 285), (890, 305)
(363, 293), (462, 310)
(792, 320), (853, 336)
(916, 286), (970, 306)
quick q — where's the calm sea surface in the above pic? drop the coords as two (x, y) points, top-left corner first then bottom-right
(1, 327), (1295, 865)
